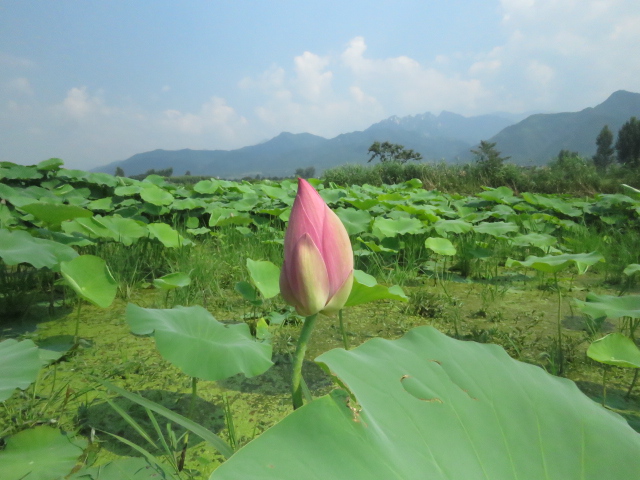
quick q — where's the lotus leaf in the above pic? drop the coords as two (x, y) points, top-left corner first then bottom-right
(0, 426), (87, 480)
(345, 270), (407, 307)
(575, 293), (640, 320)
(587, 333), (640, 368)
(0, 228), (78, 269)
(246, 258), (280, 299)
(506, 251), (604, 275)
(126, 304), (273, 381)
(211, 326), (640, 479)
(0, 339), (41, 401)
(60, 255), (117, 308)
(424, 237), (456, 256)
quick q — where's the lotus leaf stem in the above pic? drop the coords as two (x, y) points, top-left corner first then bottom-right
(339, 309), (349, 350)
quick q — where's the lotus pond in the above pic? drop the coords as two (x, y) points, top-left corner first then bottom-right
(1, 158), (640, 479)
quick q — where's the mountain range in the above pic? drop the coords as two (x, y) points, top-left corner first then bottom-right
(94, 90), (640, 178)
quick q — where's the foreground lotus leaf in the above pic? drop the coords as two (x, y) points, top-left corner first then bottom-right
(126, 304), (273, 381)
(0, 339), (41, 401)
(587, 333), (640, 368)
(0, 228), (78, 270)
(575, 293), (640, 320)
(0, 426), (87, 480)
(211, 326), (640, 479)
(506, 251), (604, 275)
(60, 255), (117, 308)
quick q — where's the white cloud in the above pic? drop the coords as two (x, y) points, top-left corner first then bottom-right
(340, 36), (488, 115)
(6, 77), (33, 95)
(293, 51), (333, 102)
(60, 87), (110, 119)
(161, 96), (248, 140)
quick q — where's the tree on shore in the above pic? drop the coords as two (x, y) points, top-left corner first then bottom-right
(367, 141), (423, 164)
(616, 117), (640, 168)
(114, 166), (125, 177)
(295, 166), (316, 179)
(471, 140), (509, 178)
(593, 125), (615, 172)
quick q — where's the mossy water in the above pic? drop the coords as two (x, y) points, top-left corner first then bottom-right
(2, 265), (640, 477)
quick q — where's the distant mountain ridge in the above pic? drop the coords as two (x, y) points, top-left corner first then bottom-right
(484, 90), (640, 165)
(94, 90), (640, 177)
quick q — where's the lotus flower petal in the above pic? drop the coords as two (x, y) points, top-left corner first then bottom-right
(321, 208), (354, 297)
(281, 233), (330, 317)
(321, 271), (354, 315)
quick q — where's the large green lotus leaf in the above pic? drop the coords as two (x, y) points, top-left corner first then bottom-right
(433, 219), (472, 236)
(477, 186), (520, 205)
(82, 172), (119, 188)
(37, 335), (75, 366)
(246, 258), (280, 299)
(0, 203), (18, 227)
(624, 264), (640, 276)
(259, 184), (290, 202)
(60, 255), (117, 308)
(510, 232), (557, 249)
(587, 333), (640, 368)
(396, 204), (440, 223)
(87, 197), (114, 212)
(0, 339), (41, 402)
(153, 272), (191, 290)
(171, 198), (206, 211)
(69, 457), (178, 480)
(0, 426), (87, 480)
(371, 217), (423, 239)
(62, 217), (115, 240)
(335, 208), (372, 236)
(140, 185), (174, 206)
(193, 179), (221, 194)
(126, 304), (273, 381)
(344, 197), (378, 211)
(575, 293), (640, 320)
(472, 221), (519, 237)
(345, 270), (407, 307)
(231, 194), (260, 211)
(424, 236), (456, 256)
(20, 202), (93, 229)
(99, 215), (148, 245)
(114, 185), (141, 196)
(523, 193), (582, 217)
(36, 157), (64, 171)
(0, 229), (78, 269)
(506, 251), (604, 275)
(211, 326), (640, 479)
(147, 223), (193, 248)
(0, 163), (42, 180)
(0, 183), (39, 207)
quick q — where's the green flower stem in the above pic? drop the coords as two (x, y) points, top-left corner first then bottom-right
(73, 301), (82, 345)
(188, 377), (198, 420)
(339, 309), (349, 350)
(626, 369), (639, 399)
(291, 314), (318, 410)
(554, 272), (564, 375)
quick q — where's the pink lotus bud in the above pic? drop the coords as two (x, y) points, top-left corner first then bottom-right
(280, 179), (354, 316)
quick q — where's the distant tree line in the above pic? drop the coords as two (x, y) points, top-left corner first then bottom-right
(115, 167), (174, 180)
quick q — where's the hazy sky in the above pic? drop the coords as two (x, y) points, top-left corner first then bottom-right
(1, 1), (639, 170)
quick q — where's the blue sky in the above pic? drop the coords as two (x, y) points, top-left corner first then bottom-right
(1, 1), (639, 170)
